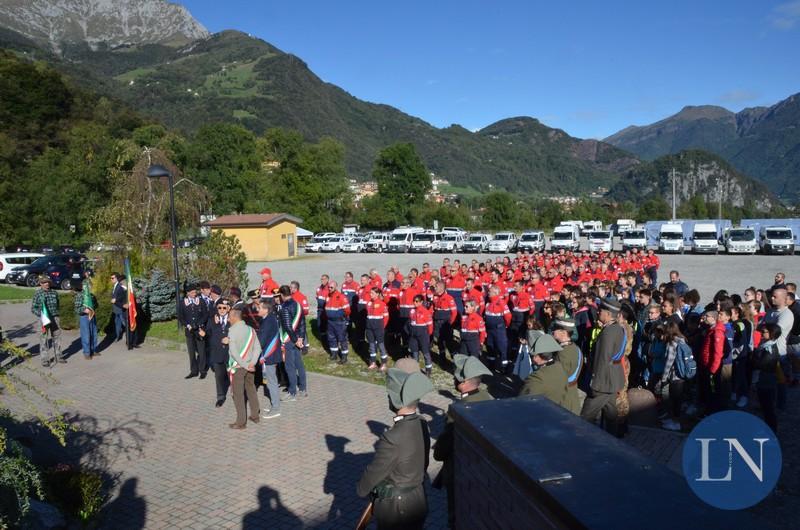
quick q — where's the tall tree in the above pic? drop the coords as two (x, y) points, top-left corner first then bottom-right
(373, 143), (431, 224)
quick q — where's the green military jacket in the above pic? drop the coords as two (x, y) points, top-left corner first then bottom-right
(557, 342), (583, 415)
(520, 360), (568, 410)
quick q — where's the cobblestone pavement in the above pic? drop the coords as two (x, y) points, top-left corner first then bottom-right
(2, 302), (797, 529)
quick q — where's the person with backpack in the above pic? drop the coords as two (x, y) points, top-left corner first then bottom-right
(751, 323), (781, 434)
(659, 322), (694, 431)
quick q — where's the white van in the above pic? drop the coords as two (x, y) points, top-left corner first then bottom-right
(488, 232), (518, 253)
(587, 230), (613, 252)
(551, 225), (581, 251)
(760, 226), (795, 255)
(692, 223), (720, 254)
(441, 226), (466, 235)
(387, 226), (424, 253)
(0, 253), (44, 282)
(517, 231), (546, 253)
(305, 234), (333, 252)
(461, 233), (491, 253)
(659, 223), (685, 254)
(622, 228), (647, 251)
(724, 227), (757, 255)
(615, 219), (636, 236)
(410, 231), (441, 253)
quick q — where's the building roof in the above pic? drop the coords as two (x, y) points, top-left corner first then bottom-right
(204, 213), (302, 228)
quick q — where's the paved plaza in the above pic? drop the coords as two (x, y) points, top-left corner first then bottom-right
(1, 292), (798, 529)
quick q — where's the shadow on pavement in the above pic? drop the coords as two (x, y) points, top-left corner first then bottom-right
(242, 485), (303, 530)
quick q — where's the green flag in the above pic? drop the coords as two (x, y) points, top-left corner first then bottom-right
(82, 279), (95, 310)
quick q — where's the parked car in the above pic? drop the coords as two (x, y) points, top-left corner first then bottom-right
(587, 230), (613, 252)
(409, 231), (441, 253)
(341, 236), (366, 253)
(621, 229), (647, 251)
(5, 253), (86, 288)
(461, 233), (491, 253)
(305, 234), (333, 253)
(321, 236), (349, 252)
(517, 231), (546, 253)
(487, 232), (517, 253)
(364, 233), (390, 252)
(0, 253), (44, 283)
(433, 233), (465, 252)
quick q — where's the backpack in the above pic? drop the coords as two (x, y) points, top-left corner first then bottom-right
(673, 340), (697, 380)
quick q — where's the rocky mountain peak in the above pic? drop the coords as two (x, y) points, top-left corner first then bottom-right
(0, 0), (209, 53)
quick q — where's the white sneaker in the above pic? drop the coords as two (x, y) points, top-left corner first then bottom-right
(662, 419), (681, 431)
(736, 396), (749, 408)
(261, 411), (281, 420)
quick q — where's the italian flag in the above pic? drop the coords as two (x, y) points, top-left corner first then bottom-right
(124, 258), (137, 331)
(41, 302), (51, 332)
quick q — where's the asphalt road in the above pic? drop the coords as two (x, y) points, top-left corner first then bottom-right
(246, 244), (800, 312)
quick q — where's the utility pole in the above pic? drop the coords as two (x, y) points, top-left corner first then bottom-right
(718, 181), (723, 220)
(671, 168), (676, 220)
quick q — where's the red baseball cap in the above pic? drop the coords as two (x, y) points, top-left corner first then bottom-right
(260, 267), (272, 275)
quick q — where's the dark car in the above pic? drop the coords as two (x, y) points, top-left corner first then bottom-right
(5, 253), (87, 289)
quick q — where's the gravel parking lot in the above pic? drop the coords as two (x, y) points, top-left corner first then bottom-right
(247, 239), (800, 311)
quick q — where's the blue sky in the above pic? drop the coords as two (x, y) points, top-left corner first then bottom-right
(181, 0), (800, 139)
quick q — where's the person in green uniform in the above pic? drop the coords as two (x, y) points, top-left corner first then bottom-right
(551, 317), (583, 415)
(357, 368), (433, 529)
(519, 334), (568, 410)
(433, 354), (493, 528)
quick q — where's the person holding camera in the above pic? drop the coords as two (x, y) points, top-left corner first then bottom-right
(179, 284), (210, 379)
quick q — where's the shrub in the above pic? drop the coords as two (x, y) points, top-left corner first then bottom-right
(180, 232), (248, 292)
(44, 465), (105, 522)
(135, 269), (176, 322)
(0, 441), (44, 527)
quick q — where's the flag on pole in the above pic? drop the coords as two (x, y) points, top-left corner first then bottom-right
(123, 258), (138, 332)
(82, 278), (95, 311)
(40, 301), (51, 332)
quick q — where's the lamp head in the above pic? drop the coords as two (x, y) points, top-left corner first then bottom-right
(147, 164), (170, 179)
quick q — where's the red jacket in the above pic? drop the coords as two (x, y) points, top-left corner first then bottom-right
(398, 287), (420, 312)
(701, 321), (726, 374)
(510, 290), (531, 317)
(259, 278), (279, 298)
(432, 292), (458, 324)
(357, 285), (371, 310)
(484, 296), (512, 327)
(324, 290), (351, 319)
(527, 282), (548, 302)
(366, 299), (389, 328)
(292, 291), (310, 316)
(341, 279), (359, 300)
(462, 287), (485, 314)
(409, 305), (433, 335)
(461, 312), (487, 344)
(446, 274), (466, 291)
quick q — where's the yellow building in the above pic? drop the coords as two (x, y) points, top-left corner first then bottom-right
(204, 213), (303, 261)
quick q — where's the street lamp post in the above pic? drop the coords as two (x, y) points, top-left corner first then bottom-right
(147, 164), (181, 329)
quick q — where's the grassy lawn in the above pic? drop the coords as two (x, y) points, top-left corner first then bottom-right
(145, 317), (458, 389)
(0, 284), (33, 301)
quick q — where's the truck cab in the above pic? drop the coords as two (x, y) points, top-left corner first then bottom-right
(622, 228), (647, 251)
(760, 226), (795, 255)
(658, 223), (685, 254)
(724, 227), (757, 255)
(691, 223), (720, 254)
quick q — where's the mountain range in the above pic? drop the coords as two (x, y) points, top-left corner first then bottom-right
(0, 0), (795, 205)
(605, 96), (800, 200)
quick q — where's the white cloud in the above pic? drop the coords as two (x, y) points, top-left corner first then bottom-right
(768, 1), (800, 29)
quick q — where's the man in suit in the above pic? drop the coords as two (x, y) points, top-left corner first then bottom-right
(202, 298), (231, 407)
(580, 298), (626, 435)
(110, 272), (128, 342)
(178, 284), (210, 379)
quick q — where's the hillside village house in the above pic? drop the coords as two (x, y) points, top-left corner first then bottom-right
(204, 213), (303, 261)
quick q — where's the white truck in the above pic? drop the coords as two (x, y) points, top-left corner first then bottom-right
(615, 219), (636, 237)
(587, 230), (613, 252)
(691, 223), (720, 254)
(658, 223), (685, 254)
(551, 224), (581, 251)
(759, 226), (795, 255)
(724, 227), (757, 255)
(580, 220), (603, 236)
(409, 231), (441, 253)
(621, 228), (647, 251)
